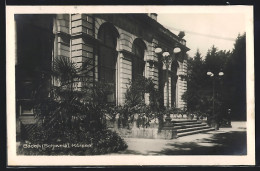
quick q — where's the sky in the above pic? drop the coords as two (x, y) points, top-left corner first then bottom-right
(157, 13), (245, 58)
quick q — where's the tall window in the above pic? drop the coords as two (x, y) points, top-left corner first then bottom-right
(158, 57), (165, 108)
(171, 60), (179, 107)
(98, 23), (119, 103)
(132, 39), (146, 80)
(16, 14), (53, 116)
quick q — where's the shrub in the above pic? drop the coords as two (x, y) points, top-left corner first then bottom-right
(117, 75), (165, 130)
(17, 129), (127, 155)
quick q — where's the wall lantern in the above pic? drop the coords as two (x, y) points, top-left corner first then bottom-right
(173, 47), (181, 54)
(218, 72), (224, 76)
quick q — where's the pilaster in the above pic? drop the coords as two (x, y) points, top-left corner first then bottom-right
(71, 14), (95, 89)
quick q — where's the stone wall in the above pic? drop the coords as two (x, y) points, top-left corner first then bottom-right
(107, 115), (177, 139)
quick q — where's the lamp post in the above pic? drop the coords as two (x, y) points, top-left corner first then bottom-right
(155, 46), (181, 126)
(227, 108), (232, 127)
(207, 71), (224, 117)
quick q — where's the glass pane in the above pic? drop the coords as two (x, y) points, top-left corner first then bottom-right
(132, 39), (145, 80)
(99, 45), (117, 103)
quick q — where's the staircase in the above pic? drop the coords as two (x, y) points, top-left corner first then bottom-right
(173, 120), (215, 137)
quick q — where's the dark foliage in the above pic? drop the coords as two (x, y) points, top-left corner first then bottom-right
(117, 75), (165, 130)
(223, 33), (246, 120)
(20, 56), (127, 155)
(183, 33), (246, 123)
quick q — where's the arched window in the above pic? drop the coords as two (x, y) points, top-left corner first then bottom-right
(158, 57), (165, 108)
(171, 60), (179, 107)
(98, 23), (119, 103)
(132, 39), (146, 80)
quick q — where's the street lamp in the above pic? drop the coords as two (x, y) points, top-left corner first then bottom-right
(207, 71), (224, 117)
(155, 46), (181, 127)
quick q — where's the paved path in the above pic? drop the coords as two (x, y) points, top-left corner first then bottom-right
(111, 121), (247, 155)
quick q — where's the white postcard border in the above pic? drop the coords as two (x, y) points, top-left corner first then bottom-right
(6, 5), (255, 166)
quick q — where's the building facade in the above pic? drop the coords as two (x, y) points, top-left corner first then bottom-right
(15, 14), (189, 138)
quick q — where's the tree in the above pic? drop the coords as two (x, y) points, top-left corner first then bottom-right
(32, 56), (117, 138)
(183, 33), (246, 122)
(183, 47), (231, 119)
(204, 46), (231, 123)
(224, 33), (246, 120)
(182, 49), (209, 114)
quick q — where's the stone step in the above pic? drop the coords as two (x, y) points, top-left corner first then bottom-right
(177, 125), (211, 133)
(174, 122), (204, 126)
(172, 120), (199, 123)
(177, 127), (215, 137)
(174, 123), (207, 129)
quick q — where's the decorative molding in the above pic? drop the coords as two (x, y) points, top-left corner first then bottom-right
(118, 49), (134, 61)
